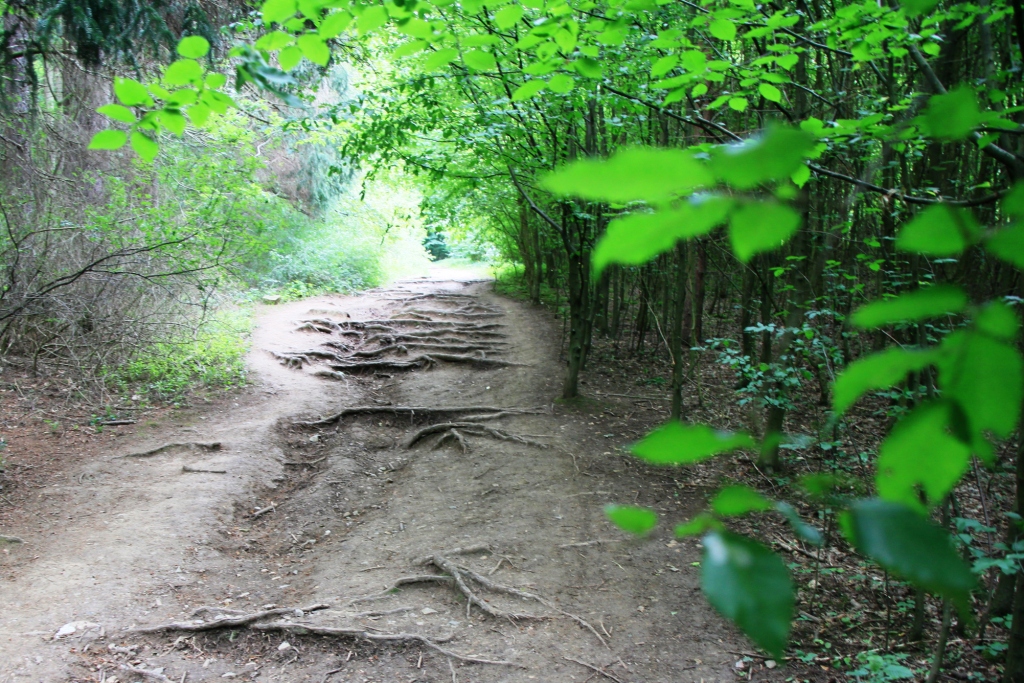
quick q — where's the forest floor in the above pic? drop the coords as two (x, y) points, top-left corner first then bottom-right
(0, 265), (826, 683)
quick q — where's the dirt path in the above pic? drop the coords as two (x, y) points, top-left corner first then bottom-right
(1, 267), (746, 683)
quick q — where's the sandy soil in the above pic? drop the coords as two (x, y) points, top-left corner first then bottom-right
(0, 266), (753, 683)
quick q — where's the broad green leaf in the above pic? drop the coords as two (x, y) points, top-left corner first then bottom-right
(986, 223), (1024, 268)
(851, 285), (968, 328)
(394, 40), (427, 58)
(177, 36), (210, 59)
(512, 80), (546, 101)
(605, 505), (657, 535)
(541, 147), (712, 203)
(256, 30), (295, 51)
(574, 56), (603, 79)
(938, 331), (1023, 438)
(297, 34), (330, 66)
(877, 402), (971, 509)
(592, 196), (733, 273)
(114, 78), (153, 107)
(775, 502), (823, 546)
(902, 0), (940, 15)
(632, 421), (755, 465)
(924, 86), (982, 140)
(494, 4), (524, 29)
(279, 45), (303, 71)
(759, 82), (782, 103)
(205, 73), (227, 90)
(1004, 182), (1024, 217)
(421, 48), (459, 71)
(163, 59), (203, 87)
(262, 0), (297, 24)
(129, 132), (159, 161)
(843, 499), (976, 610)
(791, 164), (810, 187)
(709, 18), (737, 40)
(88, 129), (128, 150)
(320, 11), (353, 39)
(463, 49), (497, 71)
(187, 102), (211, 126)
(702, 531), (793, 657)
(675, 513), (720, 537)
(711, 126), (816, 190)
(158, 109), (187, 135)
(896, 204), (980, 255)
(975, 301), (1020, 340)
(357, 5), (389, 35)
(96, 104), (136, 124)
(833, 347), (937, 414)
(728, 97), (748, 112)
(651, 55), (679, 78)
(711, 486), (772, 516)
(728, 201), (800, 262)
(547, 73), (574, 93)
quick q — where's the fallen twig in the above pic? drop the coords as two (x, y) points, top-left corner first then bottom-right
(129, 604), (330, 634)
(181, 465), (226, 474)
(117, 442), (221, 459)
(119, 664), (173, 683)
(563, 656), (625, 683)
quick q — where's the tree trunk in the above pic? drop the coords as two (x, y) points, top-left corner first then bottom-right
(671, 243), (689, 420)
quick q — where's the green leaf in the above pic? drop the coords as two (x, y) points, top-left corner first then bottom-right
(896, 204), (980, 255)
(924, 86), (982, 140)
(632, 422), (755, 465)
(297, 34), (330, 66)
(205, 73), (227, 90)
(709, 18), (737, 41)
(728, 200), (801, 262)
(421, 48), (459, 71)
(357, 5), (389, 35)
(758, 82), (782, 103)
(605, 505), (657, 536)
(843, 499), (976, 610)
(702, 532), (793, 657)
(775, 502), (823, 546)
(902, 0), (940, 15)
(114, 77), (153, 107)
(463, 49), (497, 71)
(279, 45), (303, 71)
(547, 73), (574, 93)
(728, 96), (748, 112)
(975, 301), (1020, 340)
(574, 56), (603, 79)
(833, 347), (937, 415)
(177, 36), (210, 59)
(675, 513), (720, 537)
(96, 104), (136, 124)
(262, 0), (297, 24)
(512, 79), (546, 101)
(87, 129), (128, 150)
(851, 285), (968, 328)
(877, 402), (972, 510)
(256, 30), (296, 51)
(711, 486), (772, 516)
(158, 109), (187, 135)
(986, 223), (1024, 268)
(494, 4), (524, 29)
(592, 196), (733, 273)
(711, 126), (815, 190)
(651, 55), (679, 78)
(187, 102), (211, 126)
(163, 59), (203, 87)
(394, 40), (427, 58)
(129, 131), (159, 161)
(320, 11), (353, 39)
(938, 331), (1023, 439)
(541, 147), (712, 203)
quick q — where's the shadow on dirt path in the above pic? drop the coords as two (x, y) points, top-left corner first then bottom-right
(1, 266), (747, 683)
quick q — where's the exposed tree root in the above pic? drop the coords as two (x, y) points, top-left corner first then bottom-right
(300, 406), (544, 430)
(361, 332), (507, 346)
(130, 604), (331, 633)
(128, 602), (515, 667)
(328, 353), (520, 373)
(117, 442), (222, 459)
(272, 350), (348, 368)
(403, 308), (503, 319)
(406, 422), (549, 450)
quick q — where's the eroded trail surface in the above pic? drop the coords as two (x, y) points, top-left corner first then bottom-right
(1, 269), (744, 683)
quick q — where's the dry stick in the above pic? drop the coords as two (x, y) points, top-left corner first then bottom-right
(129, 604), (330, 634)
(117, 442), (221, 459)
(300, 406), (545, 428)
(252, 621), (518, 667)
(252, 504), (276, 519)
(182, 465), (227, 474)
(563, 657), (626, 683)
